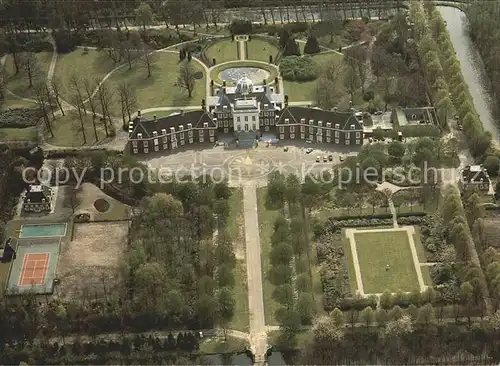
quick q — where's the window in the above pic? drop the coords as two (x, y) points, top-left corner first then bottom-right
(154, 139), (158, 146)
(326, 130), (331, 137)
(163, 136), (168, 143)
(345, 140), (350, 145)
(356, 139), (361, 144)
(279, 126), (284, 133)
(309, 126), (314, 134)
(252, 116), (256, 122)
(189, 138), (193, 143)
(326, 137), (331, 143)
(264, 111), (268, 117)
(335, 124), (340, 129)
(143, 141), (149, 148)
(291, 133), (295, 139)
(180, 133), (184, 140)
(270, 118), (275, 126)
(200, 137), (204, 143)
(350, 124), (355, 130)
(335, 131), (339, 138)
(180, 139), (185, 145)
(280, 134), (284, 140)
(132, 141), (138, 147)
(245, 116), (248, 122)
(345, 132), (350, 139)
(237, 117), (240, 122)
(224, 120), (229, 127)
(301, 126), (305, 132)
(144, 148), (149, 153)
(264, 118), (269, 125)
(154, 146), (159, 152)
(199, 130), (203, 137)
(317, 128), (323, 135)
(335, 139), (339, 144)
(290, 126), (295, 133)
(301, 133), (305, 139)
(133, 148), (138, 154)
(326, 122), (331, 128)
(163, 144), (168, 149)
(209, 129), (215, 136)
(356, 132), (361, 138)
(210, 136), (214, 142)
(188, 131), (193, 137)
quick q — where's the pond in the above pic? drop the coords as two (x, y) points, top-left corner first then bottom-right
(218, 67), (270, 84)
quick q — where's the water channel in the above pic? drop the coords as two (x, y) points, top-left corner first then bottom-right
(437, 6), (499, 141)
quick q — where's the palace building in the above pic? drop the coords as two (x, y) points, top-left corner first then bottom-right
(127, 77), (364, 154)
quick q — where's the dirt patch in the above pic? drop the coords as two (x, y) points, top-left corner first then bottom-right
(56, 222), (128, 300)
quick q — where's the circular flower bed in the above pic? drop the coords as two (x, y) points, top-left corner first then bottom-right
(93, 198), (110, 213)
(210, 61), (279, 86)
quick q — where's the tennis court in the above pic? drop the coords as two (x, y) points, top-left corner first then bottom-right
(6, 240), (60, 295)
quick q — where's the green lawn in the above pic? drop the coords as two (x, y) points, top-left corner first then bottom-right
(257, 187), (281, 326)
(283, 52), (343, 102)
(0, 94), (38, 111)
(4, 52), (53, 98)
(246, 39), (279, 63)
(43, 111), (110, 147)
(199, 335), (249, 354)
(205, 39), (238, 64)
(231, 259), (249, 332)
(353, 229), (421, 294)
(105, 53), (206, 113)
(55, 49), (117, 101)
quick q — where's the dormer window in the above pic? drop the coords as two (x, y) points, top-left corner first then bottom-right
(223, 105), (227, 110)
(187, 123), (192, 129)
(179, 125), (184, 131)
(152, 131), (158, 137)
(318, 121), (322, 127)
(264, 104), (268, 109)
(335, 124), (340, 129)
(170, 127), (175, 133)
(309, 119), (313, 125)
(300, 118), (305, 123)
(327, 122), (331, 128)
(285, 118), (289, 124)
(204, 122), (208, 128)
(350, 124), (355, 130)
(161, 129), (167, 135)
(137, 133), (143, 139)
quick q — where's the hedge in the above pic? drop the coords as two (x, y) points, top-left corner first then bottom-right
(0, 108), (43, 128)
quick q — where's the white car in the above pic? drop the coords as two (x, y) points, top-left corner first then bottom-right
(306, 148), (313, 154)
(316, 156), (320, 162)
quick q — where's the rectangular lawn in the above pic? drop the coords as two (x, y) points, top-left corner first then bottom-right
(353, 230), (420, 294)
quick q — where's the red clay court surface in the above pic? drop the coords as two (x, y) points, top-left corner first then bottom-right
(18, 253), (50, 286)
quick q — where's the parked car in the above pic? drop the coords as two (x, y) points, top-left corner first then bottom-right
(284, 146), (288, 152)
(316, 156), (320, 162)
(323, 155), (328, 162)
(328, 155), (333, 161)
(306, 148), (313, 154)
(339, 154), (345, 162)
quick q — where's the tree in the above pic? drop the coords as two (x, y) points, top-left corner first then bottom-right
(272, 284), (294, 307)
(51, 78), (65, 116)
(380, 290), (393, 310)
(177, 61), (196, 98)
(304, 35), (321, 54)
(267, 172), (286, 208)
(316, 60), (344, 109)
(343, 66), (360, 102)
(464, 192), (485, 228)
(331, 307), (344, 327)
(139, 42), (156, 77)
(117, 81), (137, 130)
(82, 78), (99, 141)
(135, 2), (153, 31)
(283, 37), (301, 56)
(96, 80), (114, 137)
(484, 155), (500, 177)
(388, 141), (405, 163)
(217, 287), (235, 341)
(416, 303), (436, 328)
(71, 94), (87, 144)
(64, 184), (82, 214)
(345, 45), (368, 93)
(384, 314), (414, 338)
(69, 73), (87, 115)
(19, 51), (40, 88)
(308, 316), (344, 364)
(296, 293), (316, 325)
(33, 82), (53, 138)
(270, 242), (293, 266)
(360, 306), (375, 331)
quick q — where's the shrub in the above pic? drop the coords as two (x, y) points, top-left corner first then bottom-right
(229, 19), (252, 35)
(54, 30), (83, 53)
(279, 55), (317, 81)
(304, 35), (321, 54)
(0, 108), (43, 128)
(285, 22), (309, 34)
(362, 90), (375, 101)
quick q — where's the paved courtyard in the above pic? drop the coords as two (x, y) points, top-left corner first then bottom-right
(144, 144), (359, 186)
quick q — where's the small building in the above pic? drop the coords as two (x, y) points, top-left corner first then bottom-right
(390, 107), (438, 127)
(460, 165), (490, 192)
(23, 185), (52, 212)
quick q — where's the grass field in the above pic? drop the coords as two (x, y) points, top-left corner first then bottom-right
(283, 52), (343, 102)
(105, 53), (206, 113)
(246, 39), (279, 62)
(205, 39), (238, 63)
(353, 230), (421, 294)
(43, 111), (110, 147)
(55, 49), (117, 100)
(257, 187), (281, 326)
(0, 94), (38, 110)
(3, 52), (53, 99)
(0, 127), (37, 142)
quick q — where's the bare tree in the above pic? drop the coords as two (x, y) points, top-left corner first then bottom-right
(138, 42), (156, 78)
(124, 32), (142, 70)
(177, 61), (196, 98)
(33, 82), (54, 138)
(44, 85), (57, 121)
(96, 81), (114, 137)
(69, 73), (87, 114)
(64, 183), (82, 214)
(343, 66), (360, 103)
(51, 78), (65, 116)
(315, 61), (344, 110)
(98, 29), (125, 64)
(82, 78), (99, 141)
(19, 51), (40, 88)
(117, 81), (137, 130)
(71, 94), (87, 145)
(345, 45), (368, 93)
